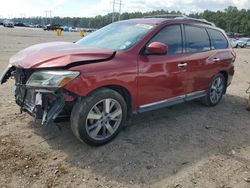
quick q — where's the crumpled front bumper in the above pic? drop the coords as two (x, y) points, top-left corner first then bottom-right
(1, 65), (74, 125)
(15, 86), (66, 125)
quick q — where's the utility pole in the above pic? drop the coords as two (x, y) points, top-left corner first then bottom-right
(112, 0), (122, 22)
(20, 13), (25, 22)
(44, 10), (52, 25)
(49, 10), (52, 18)
(118, 0), (122, 21)
(45, 10), (48, 25)
(112, 0), (115, 23)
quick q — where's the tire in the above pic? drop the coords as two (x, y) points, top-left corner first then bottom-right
(202, 73), (226, 106)
(247, 96), (250, 111)
(70, 88), (127, 146)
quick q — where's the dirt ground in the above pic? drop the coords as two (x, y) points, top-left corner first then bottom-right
(0, 26), (250, 188)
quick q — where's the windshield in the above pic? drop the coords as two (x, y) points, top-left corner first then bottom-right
(76, 22), (155, 51)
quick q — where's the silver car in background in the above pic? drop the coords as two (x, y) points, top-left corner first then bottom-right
(3, 20), (14, 28)
(237, 38), (250, 48)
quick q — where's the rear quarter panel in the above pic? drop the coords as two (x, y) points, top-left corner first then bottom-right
(206, 48), (235, 88)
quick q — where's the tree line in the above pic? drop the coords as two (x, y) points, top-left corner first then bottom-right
(10, 6), (250, 36)
(190, 6), (250, 36)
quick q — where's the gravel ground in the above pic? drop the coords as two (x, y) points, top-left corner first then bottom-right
(0, 26), (250, 188)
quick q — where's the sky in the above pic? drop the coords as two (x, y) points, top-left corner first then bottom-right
(0, 0), (249, 18)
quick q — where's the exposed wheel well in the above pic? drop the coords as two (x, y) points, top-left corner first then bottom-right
(219, 71), (228, 94)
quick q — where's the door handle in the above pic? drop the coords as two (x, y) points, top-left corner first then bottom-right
(213, 58), (220, 63)
(178, 62), (187, 68)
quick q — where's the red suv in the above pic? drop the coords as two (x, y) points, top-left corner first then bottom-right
(0, 17), (235, 146)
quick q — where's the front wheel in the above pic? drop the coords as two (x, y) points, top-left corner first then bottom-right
(202, 73), (226, 106)
(71, 88), (127, 146)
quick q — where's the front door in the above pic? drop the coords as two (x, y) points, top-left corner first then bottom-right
(137, 24), (188, 110)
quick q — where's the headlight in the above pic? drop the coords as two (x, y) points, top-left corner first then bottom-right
(26, 70), (80, 88)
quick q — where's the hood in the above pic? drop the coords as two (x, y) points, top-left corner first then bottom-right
(10, 42), (116, 69)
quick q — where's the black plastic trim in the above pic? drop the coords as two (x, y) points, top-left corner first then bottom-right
(137, 91), (207, 113)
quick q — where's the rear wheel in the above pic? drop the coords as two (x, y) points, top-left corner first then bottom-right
(202, 73), (226, 106)
(71, 88), (127, 146)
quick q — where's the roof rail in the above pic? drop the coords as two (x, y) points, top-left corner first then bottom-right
(144, 14), (184, 19)
(143, 14), (216, 26)
(174, 16), (216, 26)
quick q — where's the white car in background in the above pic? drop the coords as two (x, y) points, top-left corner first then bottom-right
(69, 27), (79, 32)
(229, 38), (238, 48)
(237, 38), (250, 48)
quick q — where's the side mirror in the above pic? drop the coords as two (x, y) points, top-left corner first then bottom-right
(146, 42), (168, 55)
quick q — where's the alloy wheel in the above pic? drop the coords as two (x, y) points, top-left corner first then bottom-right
(86, 98), (123, 141)
(209, 76), (224, 104)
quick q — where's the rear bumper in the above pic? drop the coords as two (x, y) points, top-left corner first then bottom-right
(238, 43), (246, 47)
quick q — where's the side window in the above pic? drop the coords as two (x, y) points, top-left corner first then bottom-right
(207, 29), (228, 49)
(148, 25), (182, 54)
(184, 25), (210, 53)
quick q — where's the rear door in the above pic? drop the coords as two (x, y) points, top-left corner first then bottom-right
(182, 24), (214, 94)
(183, 25), (234, 94)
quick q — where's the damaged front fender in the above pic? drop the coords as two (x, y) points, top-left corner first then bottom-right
(0, 65), (15, 84)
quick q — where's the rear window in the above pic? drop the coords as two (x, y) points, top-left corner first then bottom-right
(184, 25), (210, 53)
(207, 29), (228, 49)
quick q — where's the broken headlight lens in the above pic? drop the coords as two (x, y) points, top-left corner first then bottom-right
(26, 70), (80, 88)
